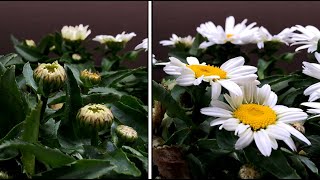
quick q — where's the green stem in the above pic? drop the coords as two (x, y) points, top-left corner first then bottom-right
(91, 130), (99, 146)
(40, 96), (48, 123)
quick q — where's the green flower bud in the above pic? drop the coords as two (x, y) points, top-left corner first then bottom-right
(80, 69), (101, 87)
(25, 39), (36, 47)
(239, 164), (261, 179)
(77, 104), (113, 131)
(49, 45), (56, 51)
(72, 53), (82, 61)
(0, 171), (10, 179)
(33, 61), (66, 96)
(115, 125), (138, 143)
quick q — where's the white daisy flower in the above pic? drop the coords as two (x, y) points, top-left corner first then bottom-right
(196, 16), (259, 48)
(302, 52), (320, 102)
(255, 26), (296, 49)
(161, 56), (258, 97)
(93, 31), (136, 44)
(61, 24), (91, 41)
(159, 34), (195, 48)
(135, 38), (148, 51)
(201, 82), (311, 157)
(290, 25), (320, 53)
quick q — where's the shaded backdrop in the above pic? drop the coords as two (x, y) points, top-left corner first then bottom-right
(153, 1), (320, 81)
(0, 1), (148, 68)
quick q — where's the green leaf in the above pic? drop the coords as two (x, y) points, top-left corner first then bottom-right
(101, 67), (145, 87)
(0, 140), (75, 168)
(58, 65), (83, 146)
(152, 80), (193, 126)
(35, 159), (115, 179)
(186, 153), (206, 179)
(297, 155), (318, 174)
(216, 130), (237, 151)
(0, 53), (24, 66)
(10, 34), (21, 46)
(110, 97), (148, 142)
(101, 57), (119, 71)
(122, 146), (148, 173)
(14, 44), (44, 62)
(0, 66), (26, 138)
(20, 100), (42, 176)
(244, 148), (301, 179)
(189, 33), (205, 56)
(257, 58), (274, 79)
(164, 127), (191, 145)
(22, 62), (38, 92)
(196, 139), (219, 150)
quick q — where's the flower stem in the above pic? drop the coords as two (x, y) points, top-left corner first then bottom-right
(40, 96), (48, 123)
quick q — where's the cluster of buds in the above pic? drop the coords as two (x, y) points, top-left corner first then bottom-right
(76, 103), (113, 132)
(80, 69), (101, 87)
(33, 61), (66, 96)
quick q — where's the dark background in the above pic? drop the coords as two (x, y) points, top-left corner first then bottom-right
(153, 1), (320, 81)
(0, 1), (148, 68)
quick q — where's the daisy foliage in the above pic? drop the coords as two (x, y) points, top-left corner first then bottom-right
(153, 16), (320, 179)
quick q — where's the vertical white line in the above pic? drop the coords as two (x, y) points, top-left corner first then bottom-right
(148, 1), (152, 179)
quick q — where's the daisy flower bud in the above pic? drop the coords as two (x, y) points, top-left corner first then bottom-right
(115, 125), (138, 143)
(72, 53), (82, 61)
(0, 171), (10, 179)
(77, 104), (113, 131)
(238, 164), (261, 179)
(33, 61), (66, 95)
(61, 24), (91, 41)
(49, 45), (56, 51)
(292, 122), (305, 134)
(25, 39), (36, 47)
(80, 69), (101, 87)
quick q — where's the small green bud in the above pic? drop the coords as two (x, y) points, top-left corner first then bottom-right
(115, 125), (138, 143)
(80, 69), (101, 87)
(72, 53), (82, 61)
(25, 39), (36, 47)
(0, 171), (10, 179)
(77, 104), (113, 131)
(33, 61), (66, 96)
(49, 45), (56, 51)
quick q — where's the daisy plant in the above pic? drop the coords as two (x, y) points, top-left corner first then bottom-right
(153, 16), (320, 179)
(0, 24), (148, 178)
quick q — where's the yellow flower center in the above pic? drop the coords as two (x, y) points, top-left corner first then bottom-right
(226, 33), (234, 39)
(233, 104), (277, 131)
(187, 65), (227, 79)
(44, 64), (59, 73)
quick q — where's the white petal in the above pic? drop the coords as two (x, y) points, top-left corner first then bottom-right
(277, 112), (308, 123)
(200, 107), (233, 118)
(235, 128), (254, 149)
(254, 130), (272, 156)
(210, 117), (228, 127)
(217, 80), (243, 96)
(193, 75), (204, 85)
(220, 56), (245, 72)
(301, 102), (320, 109)
(269, 136), (278, 150)
(210, 81), (221, 100)
(186, 57), (200, 65)
(303, 82), (320, 96)
(278, 122), (311, 145)
(282, 137), (297, 151)
(222, 118), (240, 131)
(315, 52), (320, 64)
(266, 124), (291, 140)
(210, 100), (233, 111)
(235, 123), (250, 136)
(264, 91), (278, 107)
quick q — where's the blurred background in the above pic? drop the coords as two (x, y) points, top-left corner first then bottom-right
(153, 1), (320, 81)
(0, 1), (148, 68)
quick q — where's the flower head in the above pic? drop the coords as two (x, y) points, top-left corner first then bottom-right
(135, 38), (148, 51)
(80, 69), (101, 87)
(197, 16), (259, 48)
(290, 25), (320, 53)
(255, 26), (296, 49)
(93, 32), (136, 51)
(77, 104), (113, 131)
(33, 61), (66, 95)
(201, 82), (311, 156)
(115, 125), (138, 143)
(160, 56), (258, 97)
(61, 24), (91, 41)
(159, 34), (194, 48)
(72, 53), (82, 61)
(238, 164), (261, 179)
(302, 52), (320, 101)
